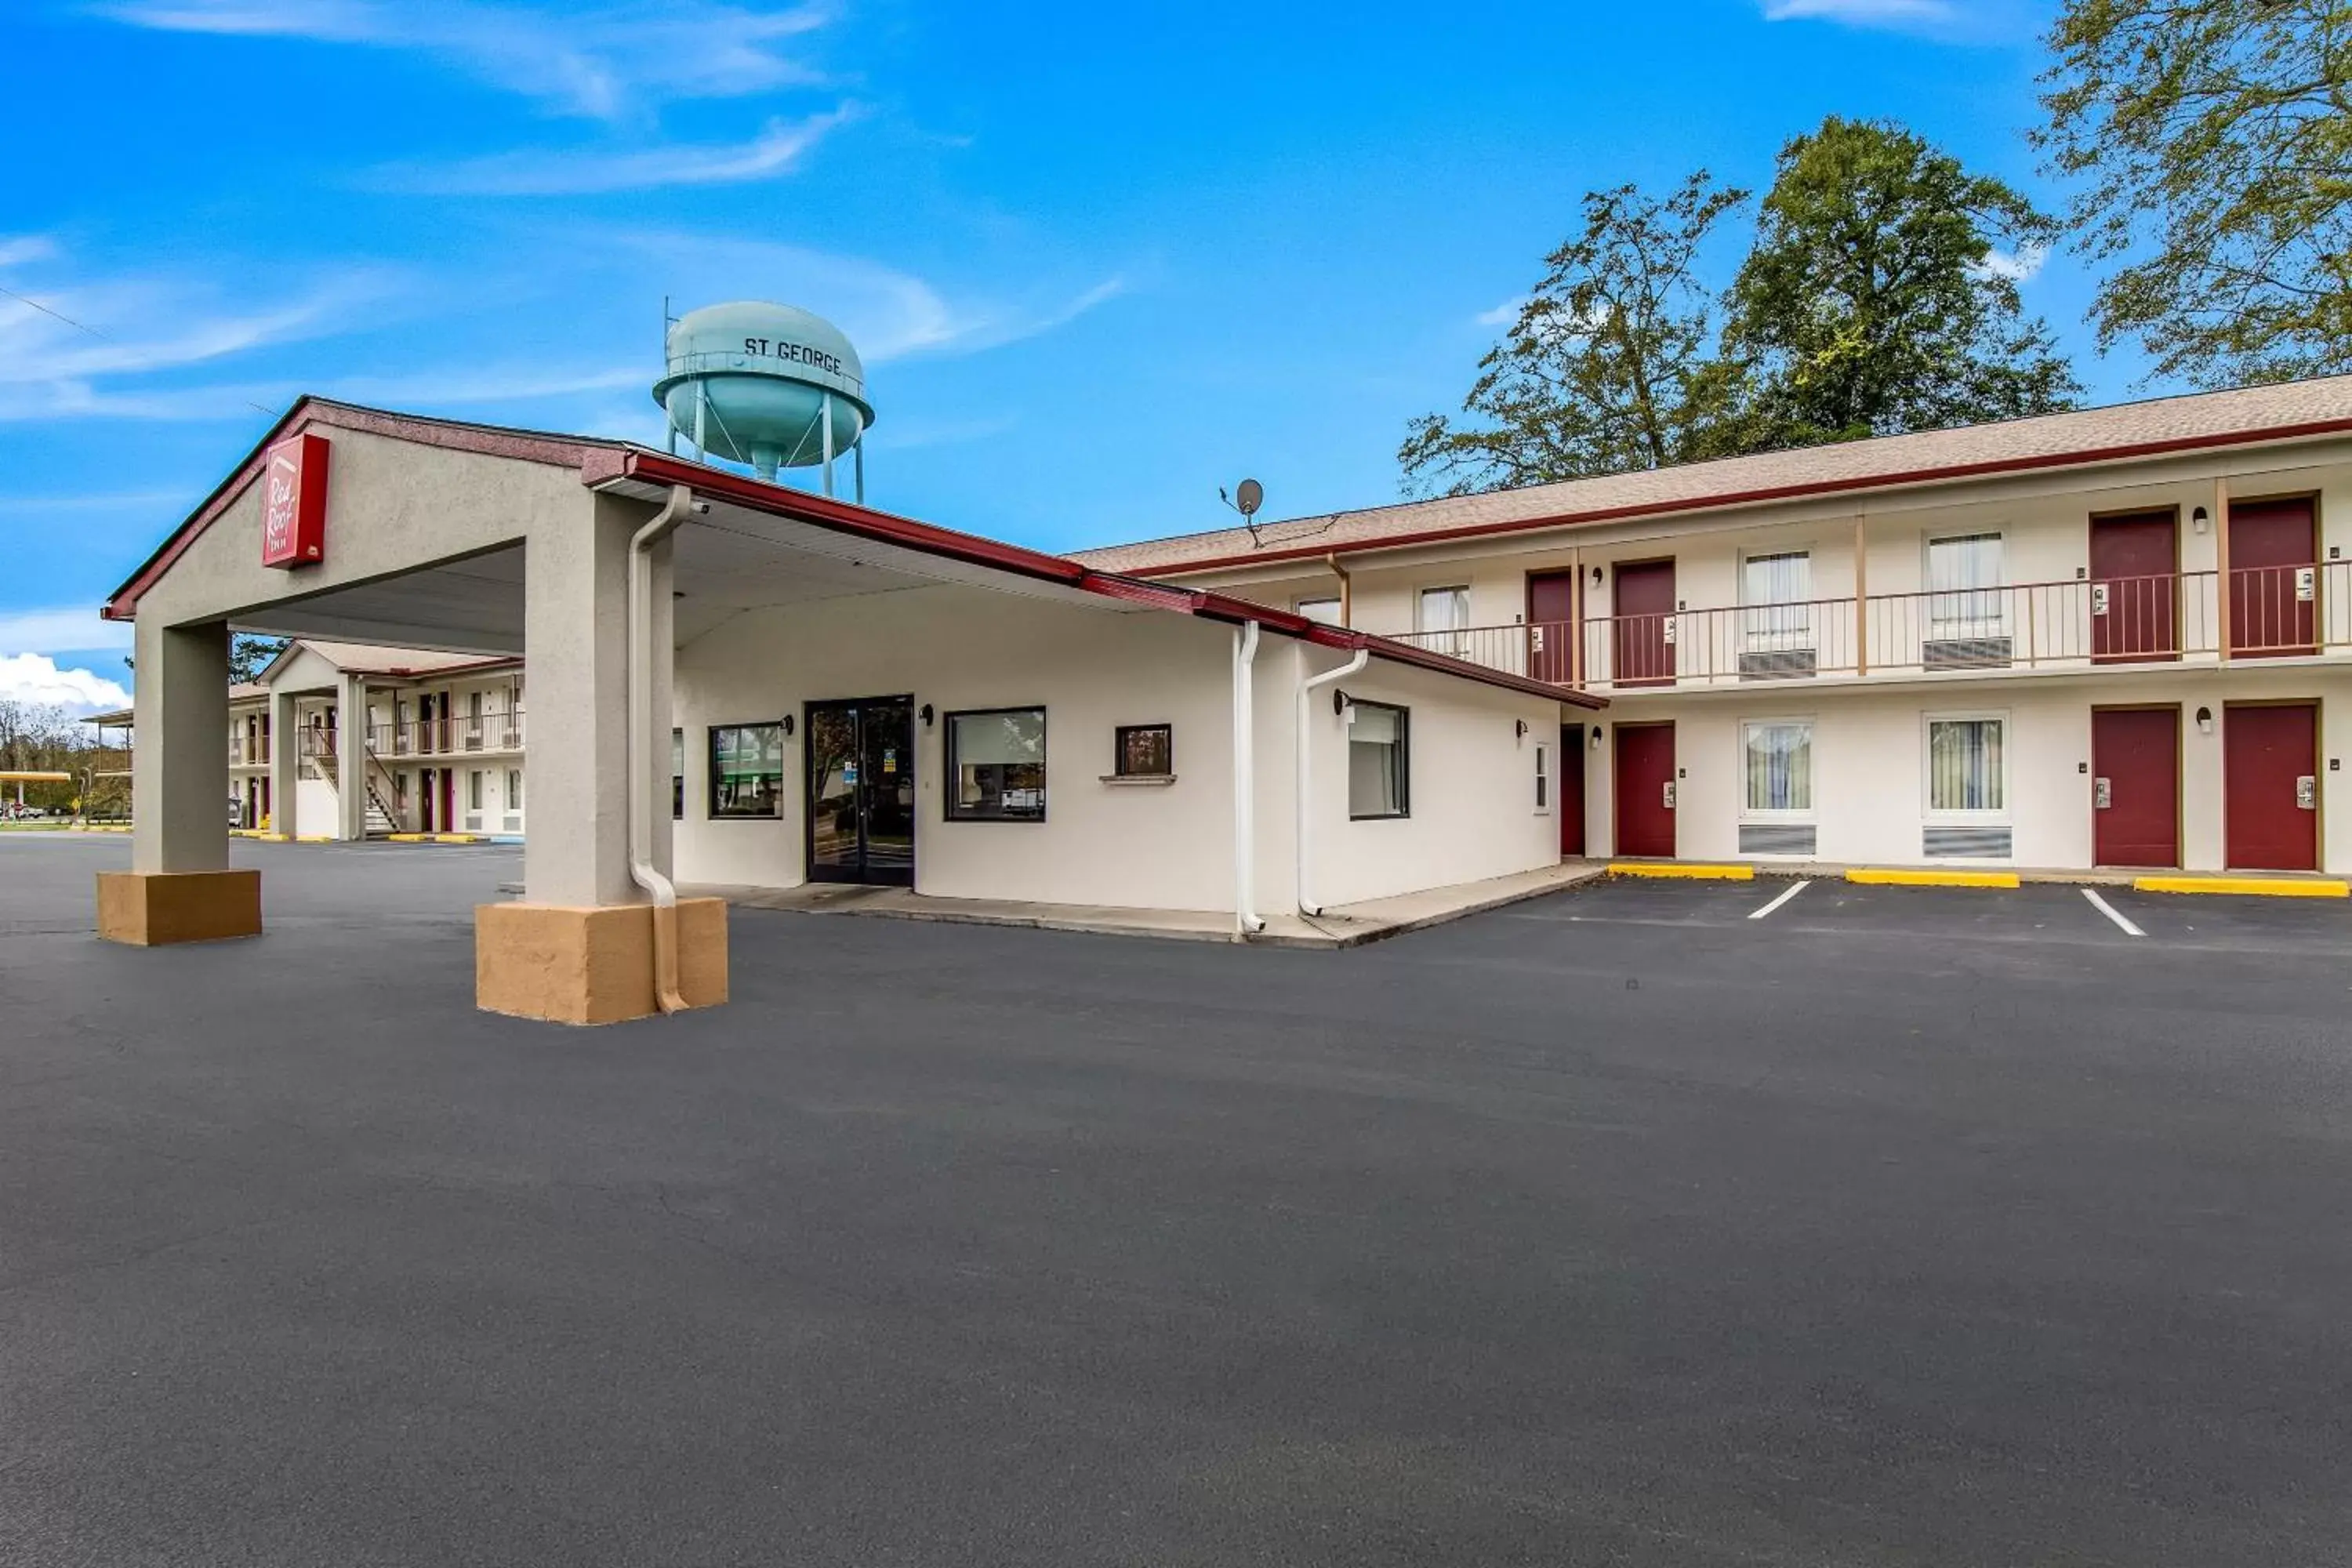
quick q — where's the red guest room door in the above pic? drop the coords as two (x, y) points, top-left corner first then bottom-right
(1611, 561), (1676, 688)
(2229, 498), (2318, 657)
(1613, 723), (1675, 858)
(2092, 706), (2180, 869)
(2090, 510), (2179, 662)
(2225, 703), (2320, 871)
(1527, 571), (1578, 685)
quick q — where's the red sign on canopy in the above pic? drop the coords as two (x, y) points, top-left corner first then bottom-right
(260, 433), (329, 568)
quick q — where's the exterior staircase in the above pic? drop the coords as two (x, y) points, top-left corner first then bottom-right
(310, 733), (409, 835)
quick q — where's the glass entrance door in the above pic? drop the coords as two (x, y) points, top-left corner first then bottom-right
(804, 696), (916, 885)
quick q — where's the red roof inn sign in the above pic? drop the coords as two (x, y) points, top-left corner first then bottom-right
(260, 432), (329, 568)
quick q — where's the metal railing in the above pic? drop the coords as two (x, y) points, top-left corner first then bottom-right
(228, 736), (272, 766)
(1386, 563), (2352, 693)
(370, 708), (526, 757)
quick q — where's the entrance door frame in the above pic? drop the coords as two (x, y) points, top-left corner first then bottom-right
(804, 694), (917, 887)
(2223, 697), (2323, 871)
(1612, 720), (1676, 858)
(2089, 702), (2183, 869)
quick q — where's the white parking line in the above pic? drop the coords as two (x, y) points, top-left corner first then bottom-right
(1748, 880), (1811, 920)
(2081, 887), (2146, 938)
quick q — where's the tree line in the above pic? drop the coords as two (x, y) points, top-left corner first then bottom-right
(1403, 1), (2352, 496)
(0, 700), (125, 816)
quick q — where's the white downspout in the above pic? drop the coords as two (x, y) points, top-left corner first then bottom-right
(1231, 621), (1263, 938)
(630, 482), (696, 1014)
(1296, 647), (1370, 918)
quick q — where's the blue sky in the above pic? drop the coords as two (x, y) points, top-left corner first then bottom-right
(5, 0), (2123, 710)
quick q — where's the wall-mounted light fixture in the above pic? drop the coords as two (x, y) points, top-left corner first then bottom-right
(2196, 706), (2215, 735)
(779, 713), (796, 738)
(2192, 506), (2210, 534)
(1332, 689), (1352, 717)
(1590, 565), (1606, 587)
(1590, 726), (1606, 750)
(919, 704), (935, 728)
(1515, 719), (1529, 739)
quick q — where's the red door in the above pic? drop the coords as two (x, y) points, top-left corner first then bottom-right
(439, 769), (457, 833)
(1559, 724), (1587, 856)
(1611, 561), (1675, 688)
(1613, 723), (1675, 858)
(2230, 498), (2317, 657)
(2090, 510), (2178, 662)
(2092, 707), (2180, 867)
(2225, 703), (2319, 870)
(1528, 571), (1578, 685)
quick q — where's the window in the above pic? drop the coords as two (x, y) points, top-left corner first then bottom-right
(1742, 720), (1814, 815)
(709, 723), (784, 818)
(1348, 700), (1410, 819)
(1296, 597), (1342, 626)
(1927, 717), (2005, 814)
(946, 708), (1046, 821)
(1534, 742), (1550, 813)
(670, 728), (684, 820)
(1114, 724), (1172, 778)
(1417, 586), (1472, 655)
(506, 770), (523, 811)
(1741, 550), (1813, 652)
(1927, 533), (2005, 633)
(467, 770), (485, 811)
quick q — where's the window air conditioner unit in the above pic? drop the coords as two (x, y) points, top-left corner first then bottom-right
(1922, 636), (2013, 670)
(1738, 647), (1818, 680)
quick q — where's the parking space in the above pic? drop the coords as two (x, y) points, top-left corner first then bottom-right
(1507, 870), (2352, 956)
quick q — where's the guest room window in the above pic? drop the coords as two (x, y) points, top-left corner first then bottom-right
(1741, 720), (1814, 815)
(946, 708), (1047, 821)
(1348, 700), (1410, 819)
(1926, 716), (2006, 815)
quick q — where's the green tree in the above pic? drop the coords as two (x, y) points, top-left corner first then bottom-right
(1399, 173), (1752, 497)
(1728, 117), (2080, 447)
(2038, 0), (2352, 387)
(227, 633), (289, 684)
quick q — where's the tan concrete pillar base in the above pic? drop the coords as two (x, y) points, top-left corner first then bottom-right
(475, 898), (729, 1025)
(96, 869), (263, 946)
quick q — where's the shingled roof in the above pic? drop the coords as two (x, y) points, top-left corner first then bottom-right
(1076, 375), (2352, 577)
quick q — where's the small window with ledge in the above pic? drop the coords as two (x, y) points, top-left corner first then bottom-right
(1112, 723), (1173, 780)
(1348, 699), (1410, 819)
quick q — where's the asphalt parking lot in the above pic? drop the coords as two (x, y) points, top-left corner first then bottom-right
(5, 833), (2351, 1566)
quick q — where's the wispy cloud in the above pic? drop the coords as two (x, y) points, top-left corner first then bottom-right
(0, 653), (132, 715)
(1973, 245), (2048, 284)
(375, 107), (855, 194)
(1761, 0), (1959, 31)
(89, 0), (832, 121)
(1475, 297), (1526, 328)
(0, 608), (133, 655)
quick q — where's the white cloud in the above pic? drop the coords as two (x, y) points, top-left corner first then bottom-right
(376, 107), (855, 194)
(0, 608), (132, 655)
(0, 652), (132, 714)
(1973, 245), (2048, 284)
(1475, 297), (1526, 328)
(90, 0), (832, 121)
(1760, 0), (1959, 28)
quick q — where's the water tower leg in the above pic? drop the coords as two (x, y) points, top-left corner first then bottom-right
(855, 441), (866, 506)
(693, 388), (709, 462)
(821, 401), (836, 498)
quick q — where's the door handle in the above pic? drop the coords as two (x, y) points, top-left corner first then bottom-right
(2297, 775), (2318, 810)
(1662, 781), (1677, 810)
(2094, 777), (2112, 809)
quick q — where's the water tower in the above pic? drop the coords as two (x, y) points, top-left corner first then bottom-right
(654, 301), (875, 502)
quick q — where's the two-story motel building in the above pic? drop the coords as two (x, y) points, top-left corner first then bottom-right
(92, 377), (2352, 1024)
(1080, 377), (2352, 878)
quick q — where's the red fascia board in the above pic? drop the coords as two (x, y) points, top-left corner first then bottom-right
(105, 400), (615, 621)
(1125, 415), (2352, 579)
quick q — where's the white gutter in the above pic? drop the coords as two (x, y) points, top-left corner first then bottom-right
(1231, 621), (1263, 938)
(629, 482), (698, 1014)
(1295, 647), (1369, 918)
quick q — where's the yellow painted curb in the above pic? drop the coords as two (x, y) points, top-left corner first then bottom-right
(1846, 868), (2020, 889)
(1607, 862), (1756, 881)
(433, 833), (478, 844)
(2133, 876), (2350, 899)
(296, 834), (334, 843)
(387, 833), (429, 843)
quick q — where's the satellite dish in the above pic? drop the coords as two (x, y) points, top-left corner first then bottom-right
(1234, 478), (1263, 517)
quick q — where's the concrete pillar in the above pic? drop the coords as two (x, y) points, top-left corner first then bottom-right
(100, 618), (260, 944)
(268, 685), (299, 839)
(336, 672), (368, 840)
(477, 492), (724, 1024)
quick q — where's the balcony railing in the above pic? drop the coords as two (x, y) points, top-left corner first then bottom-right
(370, 709), (527, 757)
(228, 737), (272, 766)
(1389, 563), (2351, 692)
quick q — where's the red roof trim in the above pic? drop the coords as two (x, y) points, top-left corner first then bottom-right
(608, 451), (1604, 710)
(103, 399), (618, 621)
(1120, 414), (2352, 579)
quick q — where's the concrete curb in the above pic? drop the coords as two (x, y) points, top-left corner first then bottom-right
(1608, 862), (1755, 881)
(2133, 875), (2350, 899)
(1846, 868), (2021, 890)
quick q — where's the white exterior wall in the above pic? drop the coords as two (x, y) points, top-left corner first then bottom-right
(674, 584), (1241, 911)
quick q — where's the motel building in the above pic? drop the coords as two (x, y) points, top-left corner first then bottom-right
(1083, 377), (2352, 880)
(87, 640), (528, 840)
(94, 376), (2352, 1025)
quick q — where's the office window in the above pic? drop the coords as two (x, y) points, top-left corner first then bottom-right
(1742, 550), (1813, 650)
(1114, 724), (1172, 777)
(671, 728), (684, 820)
(1742, 720), (1814, 814)
(946, 708), (1046, 821)
(709, 723), (784, 818)
(1534, 742), (1550, 813)
(1927, 717), (2005, 813)
(1296, 597), (1343, 626)
(1417, 586), (1472, 654)
(1927, 533), (2005, 631)
(1348, 700), (1410, 819)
